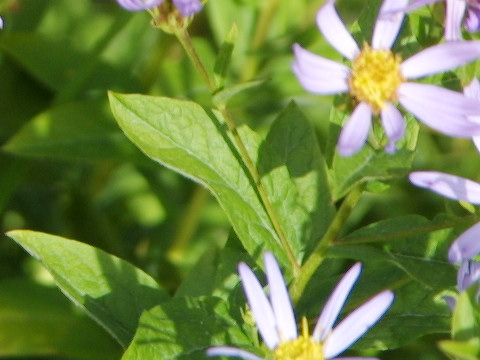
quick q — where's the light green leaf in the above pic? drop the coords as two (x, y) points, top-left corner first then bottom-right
(121, 296), (259, 360)
(439, 338), (480, 360)
(7, 230), (169, 348)
(331, 147), (415, 200)
(0, 278), (121, 359)
(109, 91), (290, 267)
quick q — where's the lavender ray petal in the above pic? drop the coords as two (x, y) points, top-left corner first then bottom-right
(400, 82), (480, 115)
(207, 347), (265, 360)
(116, 0), (163, 11)
(448, 222), (480, 263)
(337, 103), (372, 156)
(401, 41), (480, 79)
(316, 0), (359, 60)
(381, 103), (405, 152)
(172, 0), (203, 16)
(238, 263), (279, 349)
(398, 83), (480, 137)
(324, 291), (394, 359)
(312, 263), (362, 342)
(408, 171), (480, 204)
(292, 44), (350, 95)
(464, 78), (480, 99)
(372, 0), (408, 50)
(445, 0), (467, 41)
(264, 252), (297, 342)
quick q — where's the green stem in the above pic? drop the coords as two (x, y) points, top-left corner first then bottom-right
(174, 27), (300, 273)
(241, 0), (281, 81)
(175, 28), (216, 92)
(290, 185), (365, 303)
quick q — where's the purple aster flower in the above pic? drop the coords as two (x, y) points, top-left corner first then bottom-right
(293, 0), (480, 156)
(115, 0), (202, 16)
(395, 0), (480, 41)
(207, 252), (394, 360)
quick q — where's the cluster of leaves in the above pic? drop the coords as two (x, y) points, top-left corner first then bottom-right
(1, 0), (480, 359)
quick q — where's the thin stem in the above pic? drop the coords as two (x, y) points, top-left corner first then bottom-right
(175, 28), (216, 92)
(290, 185), (365, 303)
(241, 0), (281, 81)
(173, 27), (300, 273)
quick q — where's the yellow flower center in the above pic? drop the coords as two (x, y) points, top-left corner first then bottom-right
(274, 318), (324, 360)
(349, 43), (404, 114)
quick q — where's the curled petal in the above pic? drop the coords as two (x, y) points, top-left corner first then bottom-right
(381, 103), (405, 153)
(398, 83), (480, 137)
(264, 253), (297, 342)
(172, 0), (203, 16)
(238, 263), (279, 349)
(312, 263), (362, 342)
(372, 0), (408, 50)
(207, 347), (265, 360)
(457, 260), (480, 292)
(337, 102), (373, 156)
(448, 222), (480, 263)
(292, 44), (350, 95)
(466, 7), (480, 33)
(401, 42), (480, 79)
(324, 291), (394, 359)
(408, 171), (480, 204)
(316, 0), (359, 60)
(116, 0), (163, 11)
(445, 0), (467, 41)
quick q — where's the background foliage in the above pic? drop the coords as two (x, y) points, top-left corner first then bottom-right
(0, 0), (479, 359)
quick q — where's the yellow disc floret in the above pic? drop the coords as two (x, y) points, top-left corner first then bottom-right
(274, 318), (324, 360)
(349, 43), (403, 114)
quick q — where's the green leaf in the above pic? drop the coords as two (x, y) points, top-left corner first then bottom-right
(331, 147), (415, 200)
(110, 94), (332, 271)
(109, 92), (292, 267)
(439, 338), (480, 360)
(258, 102), (335, 256)
(3, 99), (146, 161)
(6, 230), (169, 348)
(0, 278), (121, 359)
(122, 296), (259, 360)
(213, 23), (237, 89)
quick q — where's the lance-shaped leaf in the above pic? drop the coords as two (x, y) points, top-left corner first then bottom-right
(109, 94), (332, 269)
(6, 230), (169, 348)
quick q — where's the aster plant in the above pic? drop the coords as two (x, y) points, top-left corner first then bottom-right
(3, 0), (480, 359)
